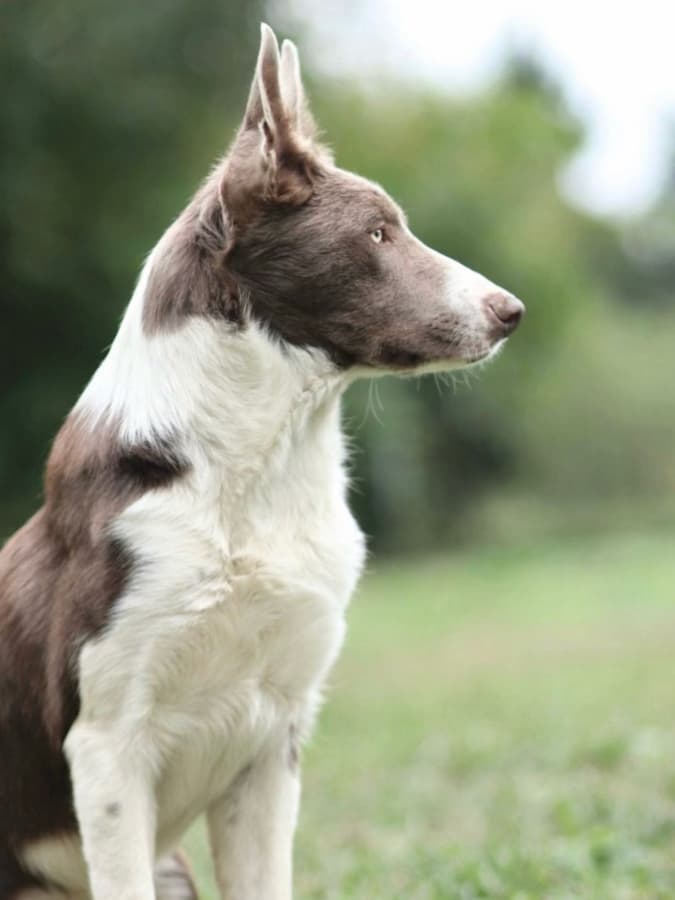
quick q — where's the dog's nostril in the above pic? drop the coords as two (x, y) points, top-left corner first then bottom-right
(484, 292), (525, 333)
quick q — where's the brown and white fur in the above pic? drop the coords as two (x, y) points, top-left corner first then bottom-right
(0, 24), (524, 900)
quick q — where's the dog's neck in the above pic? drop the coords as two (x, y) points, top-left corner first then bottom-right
(76, 246), (346, 483)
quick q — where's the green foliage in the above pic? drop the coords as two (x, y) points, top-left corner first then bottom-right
(1, 4), (673, 550)
(0, 0), (265, 534)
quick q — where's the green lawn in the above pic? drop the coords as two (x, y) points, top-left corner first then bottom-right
(186, 532), (675, 898)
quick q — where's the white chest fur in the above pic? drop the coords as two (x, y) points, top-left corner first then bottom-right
(79, 449), (362, 853)
(25, 424), (365, 893)
(70, 312), (365, 855)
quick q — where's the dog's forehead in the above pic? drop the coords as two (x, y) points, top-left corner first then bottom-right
(319, 167), (407, 226)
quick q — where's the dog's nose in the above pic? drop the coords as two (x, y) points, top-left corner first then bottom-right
(483, 292), (525, 335)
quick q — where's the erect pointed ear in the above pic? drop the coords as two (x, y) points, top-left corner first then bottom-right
(279, 38), (319, 140)
(223, 23), (318, 221)
(242, 23), (283, 140)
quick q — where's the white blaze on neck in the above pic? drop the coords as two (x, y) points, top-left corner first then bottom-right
(75, 249), (344, 461)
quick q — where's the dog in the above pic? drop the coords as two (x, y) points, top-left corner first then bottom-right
(0, 23), (524, 900)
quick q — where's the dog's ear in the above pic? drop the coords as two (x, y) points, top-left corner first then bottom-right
(222, 24), (319, 225)
(279, 38), (319, 141)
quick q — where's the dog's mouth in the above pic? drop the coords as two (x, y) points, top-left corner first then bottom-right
(394, 337), (507, 378)
(430, 294), (525, 371)
(466, 337), (509, 366)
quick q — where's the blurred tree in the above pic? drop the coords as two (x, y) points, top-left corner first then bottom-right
(0, 0), (265, 536)
(620, 128), (675, 309)
(1, 9), (673, 551)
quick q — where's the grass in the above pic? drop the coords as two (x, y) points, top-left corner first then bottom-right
(185, 531), (675, 898)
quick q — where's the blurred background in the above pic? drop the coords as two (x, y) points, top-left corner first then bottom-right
(2, 0), (674, 552)
(2, 1), (674, 896)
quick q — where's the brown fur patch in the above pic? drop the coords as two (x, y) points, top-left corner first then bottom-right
(142, 158), (459, 372)
(142, 174), (241, 335)
(226, 169), (455, 369)
(138, 26), (467, 365)
(140, 18), (484, 368)
(0, 412), (188, 885)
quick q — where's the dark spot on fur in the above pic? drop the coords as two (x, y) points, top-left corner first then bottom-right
(288, 723), (300, 771)
(117, 436), (189, 489)
(105, 801), (121, 817)
(235, 762), (253, 783)
(225, 808), (239, 828)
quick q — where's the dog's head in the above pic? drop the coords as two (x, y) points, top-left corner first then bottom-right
(220, 25), (524, 372)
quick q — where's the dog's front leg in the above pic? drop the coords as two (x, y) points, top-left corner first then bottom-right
(207, 740), (300, 900)
(65, 723), (157, 900)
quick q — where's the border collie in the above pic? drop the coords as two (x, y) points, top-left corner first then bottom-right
(0, 23), (524, 900)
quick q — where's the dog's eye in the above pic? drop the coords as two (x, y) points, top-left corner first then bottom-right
(370, 228), (384, 244)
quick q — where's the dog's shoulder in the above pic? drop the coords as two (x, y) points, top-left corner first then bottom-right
(0, 409), (190, 859)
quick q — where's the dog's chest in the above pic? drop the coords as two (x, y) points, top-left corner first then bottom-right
(143, 570), (350, 848)
(29, 489), (365, 893)
(72, 428), (365, 842)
